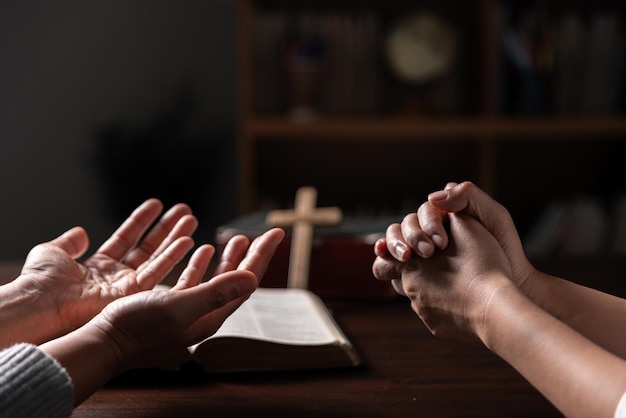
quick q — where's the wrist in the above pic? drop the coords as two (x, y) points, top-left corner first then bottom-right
(461, 272), (514, 346)
(83, 317), (132, 373)
(515, 265), (542, 299)
(480, 281), (537, 353)
(0, 279), (63, 346)
(40, 323), (127, 405)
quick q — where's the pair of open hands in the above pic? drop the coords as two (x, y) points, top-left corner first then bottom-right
(7, 198), (284, 362)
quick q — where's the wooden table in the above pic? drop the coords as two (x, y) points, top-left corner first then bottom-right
(71, 296), (560, 418)
(0, 260), (561, 417)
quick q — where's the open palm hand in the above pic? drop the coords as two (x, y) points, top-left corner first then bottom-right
(14, 199), (198, 340)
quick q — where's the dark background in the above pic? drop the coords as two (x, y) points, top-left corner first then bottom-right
(0, 1), (238, 259)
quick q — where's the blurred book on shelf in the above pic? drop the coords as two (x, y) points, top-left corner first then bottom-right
(499, 4), (626, 116)
(252, 9), (382, 118)
(522, 194), (626, 258)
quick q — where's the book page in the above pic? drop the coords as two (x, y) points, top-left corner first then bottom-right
(209, 288), (339, 345)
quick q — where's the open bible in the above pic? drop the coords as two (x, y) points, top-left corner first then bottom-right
(186, 287), (361, 373)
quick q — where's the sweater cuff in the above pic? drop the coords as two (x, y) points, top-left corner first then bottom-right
(0, 343), (74, 418)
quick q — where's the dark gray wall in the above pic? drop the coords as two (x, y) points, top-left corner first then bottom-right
(0, 1), (238, 259)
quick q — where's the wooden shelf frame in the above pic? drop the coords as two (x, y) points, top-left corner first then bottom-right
(244, 116), (626, 140)
(236, 0), (626, 214)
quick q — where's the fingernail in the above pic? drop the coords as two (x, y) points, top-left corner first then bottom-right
(417, 241), (432, 257)
(428, 190), (448, 202)
(432, 234), (445, 248)
(394, 243), (409, 260)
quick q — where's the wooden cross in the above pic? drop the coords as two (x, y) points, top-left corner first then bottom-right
(265, 187), (342, 289)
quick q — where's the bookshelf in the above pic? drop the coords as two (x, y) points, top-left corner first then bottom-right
(235, 0), (626, 260)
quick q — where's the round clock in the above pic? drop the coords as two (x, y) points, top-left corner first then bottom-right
(385, 13), (457, 85)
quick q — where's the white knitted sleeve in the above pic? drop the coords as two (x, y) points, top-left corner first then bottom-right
(0, 343), (74, 418)
(615, 391), (626, 418)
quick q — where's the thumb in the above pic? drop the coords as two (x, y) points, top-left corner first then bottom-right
(48, 226), (90, 259)
(428, 182), (502, 230)
(429, 182), (528, 270)
(175, 270), (258, 320)
(428, 182), (475, 214)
